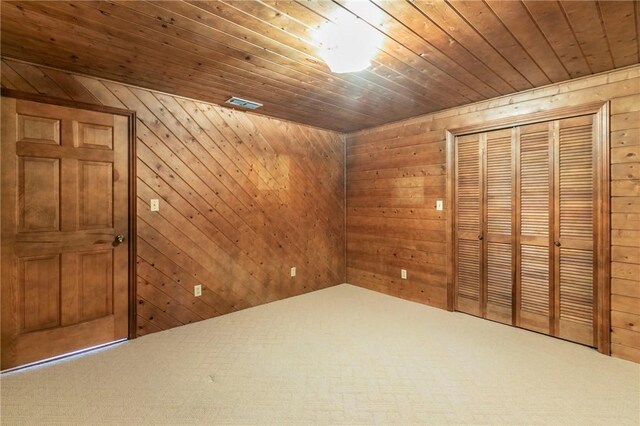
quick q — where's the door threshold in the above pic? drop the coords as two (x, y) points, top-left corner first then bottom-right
(1, 338), (128, 374)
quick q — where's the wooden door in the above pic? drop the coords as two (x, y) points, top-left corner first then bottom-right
(1, 98), (129, 370)
(455, 133), (483, 316)
(455, 129), (515, 324)
(516, 121), (553, 335)
(484, 128), (515, 325)
(554, 115), (596, 346)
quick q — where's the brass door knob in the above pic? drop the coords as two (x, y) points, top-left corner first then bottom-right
(115, 235), (125, 244)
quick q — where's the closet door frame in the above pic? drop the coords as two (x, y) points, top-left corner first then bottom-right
(446, 102), (610, 355)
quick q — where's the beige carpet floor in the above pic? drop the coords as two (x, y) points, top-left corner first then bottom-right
(1, 284), (638, 425)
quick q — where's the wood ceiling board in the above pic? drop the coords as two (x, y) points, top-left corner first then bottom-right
(180, 1), (432, 107)
(300, 0), (484, 103)
(356, 0), (498, 99)
(264, 0), (471, 110)
(375, 0), (515, 96)
(484, 0), (572, 83)
(1, 0), (638, 132)
(598, 0), (639, 68)
(559, 1), (615, 74)
(522, 1), (591, 79)
(409, 0), (531, 92)
(158, 0), (432, 122)
(446, 0), (551, 88)
(215, 0), (460, 109)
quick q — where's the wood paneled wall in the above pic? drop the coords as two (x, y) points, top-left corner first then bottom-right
(1, 57), (346, 337)
(346, 65), (640, 363)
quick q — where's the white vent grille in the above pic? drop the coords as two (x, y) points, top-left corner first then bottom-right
(225, 97), (263, 110)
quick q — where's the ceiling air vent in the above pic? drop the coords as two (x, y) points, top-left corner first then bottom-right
(225, 97), (263, 110)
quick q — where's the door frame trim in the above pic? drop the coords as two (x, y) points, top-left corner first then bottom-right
(2, 88), (138, 340)
(445, 101), (610, 355)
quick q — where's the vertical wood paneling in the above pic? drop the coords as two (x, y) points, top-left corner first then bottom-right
(347, 64), (640, 363)
(1, 58), (346, 337)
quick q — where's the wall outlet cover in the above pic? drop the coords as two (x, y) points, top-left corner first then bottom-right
(194, 284), (202, 297)
(290, 267), (296, 277)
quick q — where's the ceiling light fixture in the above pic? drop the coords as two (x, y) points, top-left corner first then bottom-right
(316, 9), (383, 74)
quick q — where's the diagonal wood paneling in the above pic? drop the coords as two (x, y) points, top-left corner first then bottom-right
(1, 57), (346, 337)
(346, 64), (640, 363)
(1, 0), (638, 132)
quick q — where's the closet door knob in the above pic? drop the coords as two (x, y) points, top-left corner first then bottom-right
(478, 235), (483, 241)
(554, 241), (561, 247)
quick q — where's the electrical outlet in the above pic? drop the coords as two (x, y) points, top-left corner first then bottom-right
(194, 284), (202, 297)
(401, 269), (407, 280)
(150, 199), (160, 212)
(436, 200), (444, 211)
(290, 267), (296, 277)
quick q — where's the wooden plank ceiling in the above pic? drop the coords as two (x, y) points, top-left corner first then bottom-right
(1, 0), (639, 132)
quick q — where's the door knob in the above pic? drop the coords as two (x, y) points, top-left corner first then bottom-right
(478, 235), (483, 240)
(554, 241), (561, 247)
(115, 235), (125, 244)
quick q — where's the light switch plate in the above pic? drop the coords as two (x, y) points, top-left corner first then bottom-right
(194, 284), (202, 297)
(436, 200), (444, 211)
(290, 267), (296, 277)
(150, 199), (160, 212)
(401, 269), (407, 280)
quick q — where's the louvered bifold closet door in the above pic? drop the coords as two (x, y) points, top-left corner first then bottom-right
(485, 129), (514, 324)
(555, 116), (596, 346)
(517, 122), (552, 334)
(455, 133), (482, 316)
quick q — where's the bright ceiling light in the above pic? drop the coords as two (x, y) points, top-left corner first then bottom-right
(316, 9), (383, 74)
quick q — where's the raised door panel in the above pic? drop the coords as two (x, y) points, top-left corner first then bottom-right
(455, 133), (482, 316)
(79, 161), (113, 229)
(18, 157), (60, 232)
(485, 128), (514, 324)
(518, 122), (551, 334)
(19, 255), (61, 333)
(17, 115), (60, 145)
(76, 122), (113, 150)
(556, 115), (595, 345)
(79, 250), (113, 322)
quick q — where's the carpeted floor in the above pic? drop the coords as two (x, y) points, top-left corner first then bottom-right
(1, 284), (638, 425)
